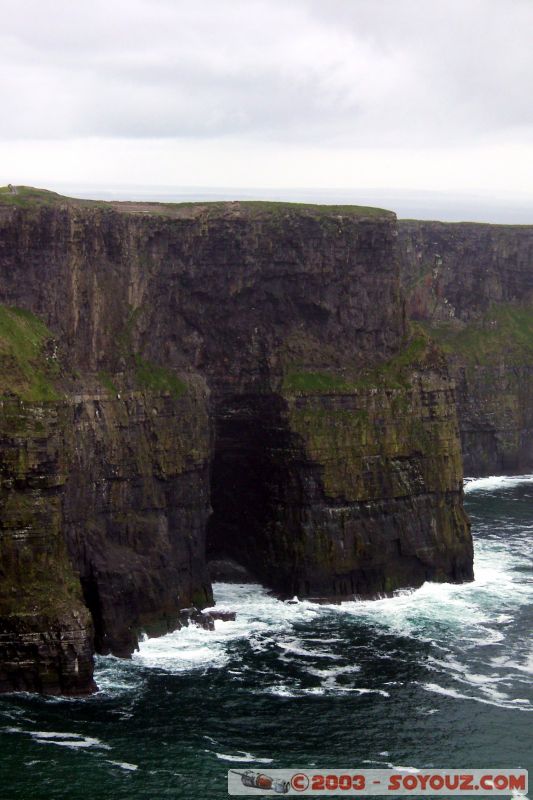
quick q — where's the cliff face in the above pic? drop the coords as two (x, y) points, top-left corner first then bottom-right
(0, 310), (94, 694)
(208, 339), (471, 598)
(399, 220), (533, 475)
(0, 189), (472, 693)
(63, 380), (212, 658)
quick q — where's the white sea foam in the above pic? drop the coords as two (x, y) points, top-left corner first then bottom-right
(5, 728), (111, 750)
(107, 760), (138, 771)
(464, 474), (533, 493)
(133, 583), (321, 674)
(362, 759), (420, 771)
(95, 655), (145, 696)
(105, 540), (530, 710)
(428, 653), (520, 694)
(277, 639), (340, 660)
(421, 682), (531, 712)
(94, 476), (532, 722)
(393, 766), (421, 774)
(318, 525), (530, 654)
(304, 665), (361, 679)
(213, 751), (273, 763)
(261, 683), (389, 698)
(490, 652), (533, 676)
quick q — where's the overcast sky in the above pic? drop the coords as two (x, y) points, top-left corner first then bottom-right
(1, 0), (532, 219)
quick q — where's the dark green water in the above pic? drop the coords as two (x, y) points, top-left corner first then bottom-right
(1, 476), (532, 799)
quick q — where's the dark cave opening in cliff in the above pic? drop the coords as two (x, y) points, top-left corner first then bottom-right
(80, 574), (106, 653)
(206, 395), (296, 594)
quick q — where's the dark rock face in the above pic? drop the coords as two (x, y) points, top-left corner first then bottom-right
(207, 558), (256, 583)
(0, 203), (403, 377)
(0, 195), (473, 693)
(207, 355), (472, 600)
(0, 396), (94, 695)
(399, 221), (533, 320)
(178, 607), (215, 631)
(399, 220), (533, 475)
(63, 383), (212, 657)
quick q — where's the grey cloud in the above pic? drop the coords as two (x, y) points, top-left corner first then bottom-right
(0, 0), (532, 145)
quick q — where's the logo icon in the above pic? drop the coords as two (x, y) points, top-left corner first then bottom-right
(230, 770), (290, 794)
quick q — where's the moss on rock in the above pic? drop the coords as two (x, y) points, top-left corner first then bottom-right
(0, 306), (60, 401)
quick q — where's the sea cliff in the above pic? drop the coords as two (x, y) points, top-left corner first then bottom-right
(0, 188), (472, 693)
(399, 220), (533, 475)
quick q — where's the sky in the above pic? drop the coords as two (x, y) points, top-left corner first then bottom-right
(1, 0), (532, 221)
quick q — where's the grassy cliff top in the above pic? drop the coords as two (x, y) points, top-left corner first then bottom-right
(0, 186), (394, 220)
(0, 185), (99, 209)
(399, 217), (533, 230)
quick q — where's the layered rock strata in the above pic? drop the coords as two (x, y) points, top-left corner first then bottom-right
(0, 396), (94, 695)
(0, 189), (473, 693)
(399, 220), (533, 475)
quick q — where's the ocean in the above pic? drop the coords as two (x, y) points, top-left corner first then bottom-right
(1, 476), (531, 799)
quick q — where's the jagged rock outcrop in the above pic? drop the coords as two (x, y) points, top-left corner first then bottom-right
(399, 220), (533, 475)
(0, 188), (473, 693)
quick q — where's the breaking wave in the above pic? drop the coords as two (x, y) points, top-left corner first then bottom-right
(1, 474), (530, 798)
(88, 474), (533, 719)
(464, 474), (533, 493)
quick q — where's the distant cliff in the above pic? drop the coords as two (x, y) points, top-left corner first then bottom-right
(399, 220), (533, 476)
(0, 188), (472, 694)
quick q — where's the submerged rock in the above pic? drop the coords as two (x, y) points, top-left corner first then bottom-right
(179, 607), (215, 631)
(204, 609), (237, 622)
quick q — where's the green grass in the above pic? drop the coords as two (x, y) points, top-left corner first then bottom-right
(282, 332), (431, 396)
(0, 186), (67, 207)
(98, 371), (118, 395)
(134, 355), (187, 398)
(213, 200), (392, 217)
(419, 304), (533, 365)
(0, 306), (60, 401)
(400, 218), (532, 229)
(0, 185), (108, 210)
(282, 371), (352, 393)
(117, 306), (142, 356)
(127, 199), (394, 219)
(0, 186), (393, 218)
